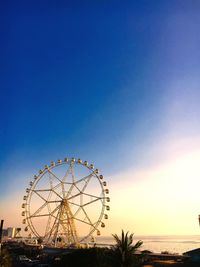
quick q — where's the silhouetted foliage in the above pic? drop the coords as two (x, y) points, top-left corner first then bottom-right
(161, 250), (170, 254)
(0, 248), (12, 267)
(53, 231), (143, 267)
(141, 250), (153, 254)
(112, 230), (143, 267)
(53, 247), (115, 267)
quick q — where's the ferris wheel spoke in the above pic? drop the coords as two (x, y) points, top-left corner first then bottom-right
(61, 181), (66, 199)
(62, 165), (71, 183)
(82, 175), (92, 192)
(30, 201), (61, 219)
(82, 197), (102, 207)
(49, 203), (61, 217)
(48, 169), (62, 183)
(32, 200), (61, 215)
(50, 183), (64, 199)
(73, 183), (82, 193)
(80, 193), (83, 206)
(70, 163), (76, 183)
(75, 173), (93, 186)
(74, 175), (93, 195)
(43, 214), (61, 237)
(33, 190), (49, 202)
(46, 191), (54, 213)
(73, 217), (94, 227)
(30, 214), (51, 218)
(51, 189), (63, 200)
(67, 192), (81, 201)
(51, 183), (62, 191)
(66, 183), (75, 198)
(60, 165), (72, 198)
(33, 189), (55, 210)
(67, 201), (80, 207)
(50, 214), (59, 220)
(34, 189), (51, 192)
(44, 214), (53, 237)
(81, 207), (93, 225)
(73, 206), (82, 217)
(48, 172), (54, 190)
(30, 202), (49, 217)
(73, 177), (93, 195)
(45, 205), (61, 242)
(82, 191), (102, 200)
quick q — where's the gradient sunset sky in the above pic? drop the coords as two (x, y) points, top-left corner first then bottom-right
(1, 0), (200, 236)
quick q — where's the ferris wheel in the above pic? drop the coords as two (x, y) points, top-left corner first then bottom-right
(21, 157), (110, 247)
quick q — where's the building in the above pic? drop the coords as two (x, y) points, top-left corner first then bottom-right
(184, 248), (200, 262)
(7, 227), (16, 238)
(5, 227), (21, 238)
(2, 229), (8, 237)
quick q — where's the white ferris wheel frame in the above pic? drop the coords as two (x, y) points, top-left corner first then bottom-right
(22, 157), (110, 246)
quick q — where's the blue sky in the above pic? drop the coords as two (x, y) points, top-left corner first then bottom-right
(1, 1), (200, 234)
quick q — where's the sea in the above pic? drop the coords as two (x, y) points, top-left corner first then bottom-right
(95, 235), (200, 255)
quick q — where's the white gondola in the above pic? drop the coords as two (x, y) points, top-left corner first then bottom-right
(104, 214), (108, 219)
(90, 164), (94, 169)
(91, 236), (95, 242)
(57, 159), (62, 164)
(22, 203), (26, 208)
(101, 222), (105, 228)
(29, 181), (33, 186)
(78, 158), (82, 164)
(94, 169), (99, 174)
(97, 230), (101, 236)
(105, 189), (109, 194)
(106, 206), (110, 211)
(103, 181), (107, 186)
(22, 219), (26, 224)
(106, 197), (110, 202)
(99, 175), (103, 179)
(51, 161), (55, 166)
(23, 196), (27, 200)
(64, 158), (68, 162)
(71, 157), (76, 162)
(22, 211), (25, 216)
(84, 161), (88, 166)
(26, 188), (30, 193)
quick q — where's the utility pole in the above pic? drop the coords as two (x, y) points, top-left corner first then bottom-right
(0, 219), (4, 255)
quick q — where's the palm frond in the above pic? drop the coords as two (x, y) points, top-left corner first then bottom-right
(112, 230), (143, 266)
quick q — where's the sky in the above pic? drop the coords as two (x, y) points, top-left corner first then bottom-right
(1, 0), (200, 237)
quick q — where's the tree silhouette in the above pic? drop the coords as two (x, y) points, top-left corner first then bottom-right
(112, 230), (143, 267)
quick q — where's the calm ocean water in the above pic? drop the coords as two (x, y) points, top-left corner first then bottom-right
(96, 235), (200, 254)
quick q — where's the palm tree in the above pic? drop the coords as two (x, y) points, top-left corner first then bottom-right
(112, 230), (143, 267)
